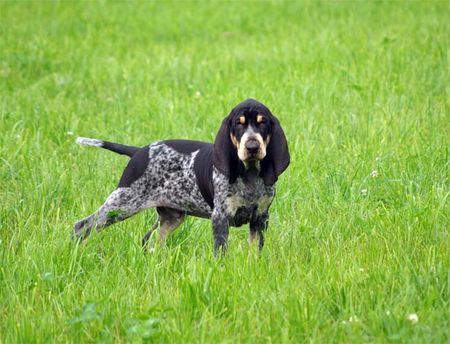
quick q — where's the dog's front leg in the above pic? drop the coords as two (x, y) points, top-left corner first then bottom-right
(211, 209), (229, 256)
(250, 212), (269, 250)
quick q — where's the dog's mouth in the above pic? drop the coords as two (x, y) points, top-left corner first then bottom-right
(245, 152), (262, 161)
(239, 147), (266, 162)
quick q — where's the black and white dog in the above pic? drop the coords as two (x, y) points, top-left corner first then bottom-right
(74, 99), (290, 254)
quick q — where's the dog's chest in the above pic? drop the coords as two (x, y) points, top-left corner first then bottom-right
(225, 178), (274, 226)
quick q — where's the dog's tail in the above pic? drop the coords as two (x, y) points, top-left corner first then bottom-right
(76, 137), (140, 157)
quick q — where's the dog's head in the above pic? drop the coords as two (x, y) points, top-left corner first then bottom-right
(213, 99), (290, 185)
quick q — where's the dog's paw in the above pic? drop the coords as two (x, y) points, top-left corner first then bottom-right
(73, 219), (91, 241)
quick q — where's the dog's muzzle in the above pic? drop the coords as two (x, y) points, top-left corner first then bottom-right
(245, 139), (260, 158)
(237, 130), (267, 162)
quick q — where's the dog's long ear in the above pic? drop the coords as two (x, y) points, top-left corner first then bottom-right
(260, 115), (290, 186)
(213, 116), (240, 183)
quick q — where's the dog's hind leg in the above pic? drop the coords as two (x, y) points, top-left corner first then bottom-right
(74, 187), (148, 240)
(141, 207), (185, 249)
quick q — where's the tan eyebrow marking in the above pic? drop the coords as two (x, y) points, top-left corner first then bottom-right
(239, 116), (246, 124)
(256, 115), (264, 123)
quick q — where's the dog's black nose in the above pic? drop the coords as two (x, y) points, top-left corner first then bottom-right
(245, 140), (260, 154)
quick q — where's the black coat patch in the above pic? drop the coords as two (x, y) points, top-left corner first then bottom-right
(118, 146), (150, 187)
(193, 145), (215, 209)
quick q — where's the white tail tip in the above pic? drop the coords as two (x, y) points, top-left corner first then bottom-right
(76, 137), (103, 147)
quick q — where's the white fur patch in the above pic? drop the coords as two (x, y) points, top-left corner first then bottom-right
(76, 137), (103, 147)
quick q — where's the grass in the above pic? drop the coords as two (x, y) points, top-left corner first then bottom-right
(0, 1), (448, 342)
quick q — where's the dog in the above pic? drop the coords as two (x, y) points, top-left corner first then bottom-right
(74, 99), (290, 254)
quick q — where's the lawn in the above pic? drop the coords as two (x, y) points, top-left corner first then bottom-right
(0, 1), (448, 342)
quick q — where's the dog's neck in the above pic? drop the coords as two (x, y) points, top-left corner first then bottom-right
(240, 160), (260, 183)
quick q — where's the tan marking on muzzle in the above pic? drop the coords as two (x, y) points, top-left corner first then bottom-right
(230, 134), (239, 148)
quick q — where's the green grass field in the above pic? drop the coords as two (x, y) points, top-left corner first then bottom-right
(1, 1), (448, 342)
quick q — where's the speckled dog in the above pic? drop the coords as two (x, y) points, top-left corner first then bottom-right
(74, 99), (290, 254)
